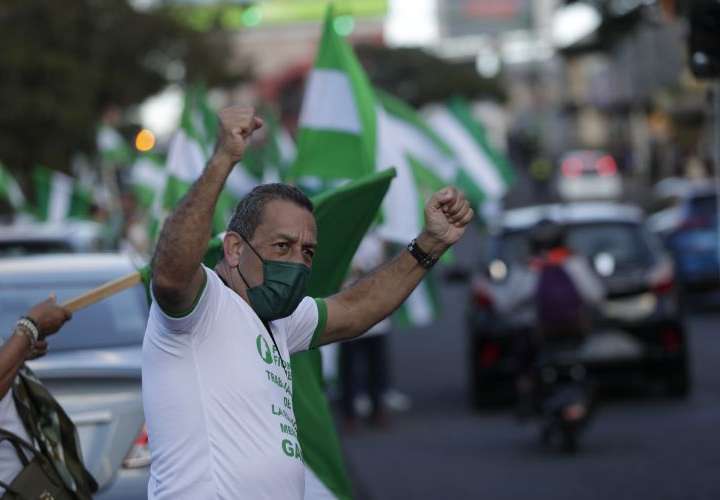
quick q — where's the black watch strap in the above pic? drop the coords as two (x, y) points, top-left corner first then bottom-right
(407, 239), (438, 269)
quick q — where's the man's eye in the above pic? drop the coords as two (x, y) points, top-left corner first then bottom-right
(303, 249), (315, 258)
(276, 242), (289, 250)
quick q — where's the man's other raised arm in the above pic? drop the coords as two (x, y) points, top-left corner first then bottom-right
(152, 107), (262, 315)
(318, 187), (474, 345)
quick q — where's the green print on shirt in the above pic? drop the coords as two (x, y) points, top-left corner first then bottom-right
(256, 335), (273, 364)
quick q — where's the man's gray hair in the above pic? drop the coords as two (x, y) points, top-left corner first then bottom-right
(227, 183), (314, 240)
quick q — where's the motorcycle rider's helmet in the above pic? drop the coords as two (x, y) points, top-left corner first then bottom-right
(530, 219), (566, 255)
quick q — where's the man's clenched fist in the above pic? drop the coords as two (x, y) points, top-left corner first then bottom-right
(215, 106), (264, 164)
(422, 187), (474, 249)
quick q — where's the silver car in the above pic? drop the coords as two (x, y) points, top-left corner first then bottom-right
(0, 253), (149, 499)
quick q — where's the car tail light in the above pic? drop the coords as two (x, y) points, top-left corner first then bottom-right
(561, 157), (583, 178)
(652, 277), (675, 295)
(123, 424), (151, 469)
(479, 342), (501, 368)
(660, 328), (682, 353)
(649, 260), (675, 295)
(596, 155), (618, 177)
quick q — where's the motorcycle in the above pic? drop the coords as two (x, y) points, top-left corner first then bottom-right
(535, 343), (594, 453)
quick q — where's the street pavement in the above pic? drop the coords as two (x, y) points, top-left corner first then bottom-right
(337, 231), (720, 500)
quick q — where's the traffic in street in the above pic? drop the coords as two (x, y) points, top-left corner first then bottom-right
(340, 226), (720, 500)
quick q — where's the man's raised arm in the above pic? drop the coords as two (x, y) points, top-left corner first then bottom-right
(318, 187), (474, 345)
(152, 107), (262, 315)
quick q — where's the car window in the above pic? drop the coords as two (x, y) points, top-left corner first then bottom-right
(498, 222), (655, 269)
(0, 284), (148, 351)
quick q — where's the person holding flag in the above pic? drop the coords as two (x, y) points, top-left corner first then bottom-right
(142, 105), (474, 500)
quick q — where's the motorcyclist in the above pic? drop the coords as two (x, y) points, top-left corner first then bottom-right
(483, 219), (604, 415)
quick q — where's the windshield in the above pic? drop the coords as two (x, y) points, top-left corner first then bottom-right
(0, 284), (148, 351)
(497, 222), (656, 270)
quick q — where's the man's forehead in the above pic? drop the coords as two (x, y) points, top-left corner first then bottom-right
(258, 200), (316, 239)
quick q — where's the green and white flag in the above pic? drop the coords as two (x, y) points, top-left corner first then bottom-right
(424, 97), (514, 204)
(130, 152), (166, 211)
(290, 5), (376, 185)
(0, 163), (27, 212)
(289, 6), (449, 328)
(32, 166), (92, 222)
(97, 124), (134, 168)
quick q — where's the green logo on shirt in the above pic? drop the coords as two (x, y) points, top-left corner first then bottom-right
(256, 335), (273, 364)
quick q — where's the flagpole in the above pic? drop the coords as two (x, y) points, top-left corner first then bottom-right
(62, 272), (142, 313)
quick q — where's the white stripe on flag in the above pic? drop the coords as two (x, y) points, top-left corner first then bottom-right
(165, 130), (207, 183)
(132, 158), (166, 193)
(48, 171), (73, 223)
(7, 182), (25, 209)
(226, 166), (258, 198)
(376, 106), (423, 243)
(299, 69), (361, 134)
(426, 107), (505, 198)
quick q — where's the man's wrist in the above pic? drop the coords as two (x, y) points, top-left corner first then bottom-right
(415, 232), (448, 260)
(208, 150), (239, 171)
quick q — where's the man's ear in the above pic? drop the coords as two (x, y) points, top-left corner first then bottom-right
(223, 232), (244, 267)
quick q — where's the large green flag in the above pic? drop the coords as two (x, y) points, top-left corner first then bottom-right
(32, 166), (92, 222)
(425, 96), (514, 202)
(142, 168), (396, 499)
(0, 163), (27, 212)
(290, 5), (376, 183)
(295, 168), (395, 500)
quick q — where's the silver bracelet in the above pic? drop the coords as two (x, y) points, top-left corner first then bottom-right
(13, 325), (36, 349)
(15, 319), (39, 346)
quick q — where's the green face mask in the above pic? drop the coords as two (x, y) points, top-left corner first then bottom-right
(236, 235), (311, 322)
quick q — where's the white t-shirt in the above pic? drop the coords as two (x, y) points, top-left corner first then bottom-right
(142, 266), (326, 500)
(0, 385), (32, 488)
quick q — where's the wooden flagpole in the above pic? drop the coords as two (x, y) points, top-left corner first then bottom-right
(61, 271), (143, 313)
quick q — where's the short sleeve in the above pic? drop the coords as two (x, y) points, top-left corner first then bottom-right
(149, 265), (219, 335)
(278, 297), (327, 354)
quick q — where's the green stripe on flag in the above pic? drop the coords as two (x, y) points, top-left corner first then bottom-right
(32, 166), (91, 222)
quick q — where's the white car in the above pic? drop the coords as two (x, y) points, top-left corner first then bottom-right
(556, 150), (623, 201)
(0, 254), (150, 499)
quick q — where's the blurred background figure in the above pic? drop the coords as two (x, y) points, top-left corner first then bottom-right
(339, 232), (393, 430)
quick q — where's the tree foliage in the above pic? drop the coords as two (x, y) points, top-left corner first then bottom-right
(0, 0), (249, 176)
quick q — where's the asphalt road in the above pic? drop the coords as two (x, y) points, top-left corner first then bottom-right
(337, 235), (720, 500)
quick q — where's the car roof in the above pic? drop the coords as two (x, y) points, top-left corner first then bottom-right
(0, 253), (139, 286)
(501, 202), (644, 232)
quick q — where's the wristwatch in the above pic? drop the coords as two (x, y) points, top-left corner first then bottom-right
(406, 239), (438, 269)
